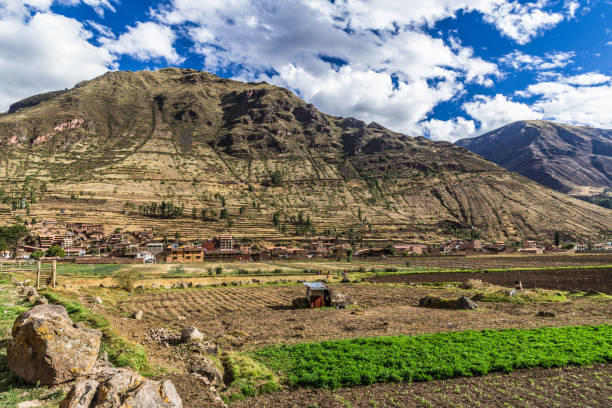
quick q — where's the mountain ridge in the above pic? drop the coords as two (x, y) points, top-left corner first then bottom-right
(0, 68), (610, 242)
(456, 120), (612, 197)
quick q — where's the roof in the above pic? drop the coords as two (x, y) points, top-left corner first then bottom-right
(303, 282), (327, 291)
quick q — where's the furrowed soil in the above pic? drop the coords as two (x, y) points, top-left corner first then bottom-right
(230, 363), (612, 408)
(108, 284), (612, 353)
(369, 266), (612, 293)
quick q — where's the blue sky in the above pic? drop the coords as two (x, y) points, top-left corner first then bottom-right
(1, 0), (611, 141)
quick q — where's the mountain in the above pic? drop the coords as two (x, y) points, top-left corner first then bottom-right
(0, 69), (610, 243)
(456, 121), (612, 199)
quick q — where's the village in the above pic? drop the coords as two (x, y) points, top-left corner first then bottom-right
(1, 219), (610, 264)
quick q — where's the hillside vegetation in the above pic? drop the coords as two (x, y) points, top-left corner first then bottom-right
(0, 68), (610, 242)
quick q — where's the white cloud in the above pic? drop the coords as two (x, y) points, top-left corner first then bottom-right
(499, 50), (574, 71)
(420, 117), (477, 142)
(565, 1), (579, 18)
(482, 1), (564, 45)
(0, 7), (116, 111)
(100, 22), (182, 64)
(463, 94), (542, 133)
(520, 77), (612, 128)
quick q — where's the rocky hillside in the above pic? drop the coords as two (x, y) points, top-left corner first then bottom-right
(0, 69), (610, 242)
(456, 121), (612, 198)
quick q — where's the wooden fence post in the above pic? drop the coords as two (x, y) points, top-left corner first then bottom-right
(36, 261), (41, 290)
(52, 260), (57, 288)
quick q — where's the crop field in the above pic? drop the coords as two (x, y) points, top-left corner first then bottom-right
(370, 266), (612, 293)
(3, 255), (612, 407)
(253, 325), (612, 388)
(107, 283), (612, 352)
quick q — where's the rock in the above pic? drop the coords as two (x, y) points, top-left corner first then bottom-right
(27, 295), (38, 303)
(34, 296), (48, 305)
(23, 286), (39, 298)
(7, 304), (102, 385)
(181, 326), (204, 343)
(60, 379), (99, 408)
(508, 289), (517, 296)
(419, 295), (478, 310)
(537, 311), (556, 317)
(330, 291), (348, 308)
(17, 401), (44, 408)
(341, 277), (350, 283)
(133, 310), (143, 320)
(93, 297), (103, 305)
(151, 283), (160, 289)
(61, 368), (183, 408)
(455, 296), (479, 310)
(189, 358), (224, 386)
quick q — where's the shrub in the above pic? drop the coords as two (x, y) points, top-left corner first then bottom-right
(170, 265), (185, 274)
(215, 266), (223, 275)
(114, 270), (139, 292)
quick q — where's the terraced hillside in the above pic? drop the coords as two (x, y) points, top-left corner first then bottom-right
(0, 68), (610, 242)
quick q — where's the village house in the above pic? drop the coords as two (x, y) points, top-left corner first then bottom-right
(593, 242), (612, 251)
(574, 243), (588, 252)
(136, 251), (155, 263)
(523, 240), (537, 249)
(309, 242), (334, 257)
(145, 243), (165, 254)
(0, 250), (12, 259)
(219, 235), (234, 251)
(64, 248), (87, 258)
(164, 246), (205, 263)
(393, 244), (428, 255)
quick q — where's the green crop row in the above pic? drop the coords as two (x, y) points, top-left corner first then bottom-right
(253, 325), (612, 389)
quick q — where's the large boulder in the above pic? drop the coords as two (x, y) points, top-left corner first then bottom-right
(419, 295), (479, 310)
(455, 296), (479, 310)
(180, 326), (204, 343)
(7, 304), (102, 385)
(188, 358), (224, 387)
(61, 368), (182, 408)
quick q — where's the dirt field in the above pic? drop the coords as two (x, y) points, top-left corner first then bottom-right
(108, 284), (612, 354)
(369, 267), (612, 293)
(230, 363), (612, 408)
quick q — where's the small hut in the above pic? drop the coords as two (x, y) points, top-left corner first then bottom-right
(303, 282), (330, 308)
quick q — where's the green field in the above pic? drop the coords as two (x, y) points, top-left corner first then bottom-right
(253, 325), (612, 389)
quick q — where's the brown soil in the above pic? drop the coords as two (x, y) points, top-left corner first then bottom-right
(230, 363), (612, 408)
(370, 267), (612, 293)
(110, 284), (612, 351)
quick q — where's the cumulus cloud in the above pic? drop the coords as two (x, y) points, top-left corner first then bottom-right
(420, 117), (477, 142)
(499, 50), (574, 71)
(463, 94), (542, 133)
(0, 3), (116, 111)
(100, 21), (182, 64)
(482, 1), (564, 45)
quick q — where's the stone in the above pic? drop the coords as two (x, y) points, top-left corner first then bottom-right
(151, 283), (160, 289)
(61, 368), (182, 408)
(23, 286), (39, 298)
(455, 296), (479, 310)
(181, 326), (204, 343)
(133, 310), (143, 320)
(7, 304), (102, 385)
(189, 358), (224, 387)
(93, 297), (103, 305)
(17, 401), (44, 408)
(60, 379), (100, 408)
(34, 296), (48, 305)
(537, 311), (556, 317)
(508, 289), (517, 296)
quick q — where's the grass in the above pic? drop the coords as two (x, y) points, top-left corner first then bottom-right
(56, 264), (123, 276)
(222, 353), (280, 402)
(253, 325), (612, 390)
(0, 284), (66, 407)
(41, 290), (156, 376)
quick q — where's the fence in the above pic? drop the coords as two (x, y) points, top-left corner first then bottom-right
(0, 260), (57, 289)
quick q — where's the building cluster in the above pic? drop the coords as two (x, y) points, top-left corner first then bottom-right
(2, 219), (610, 263)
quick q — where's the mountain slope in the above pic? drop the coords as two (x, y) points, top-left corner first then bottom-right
(0, 69), (610, 242)
(456, 120), (612, 197)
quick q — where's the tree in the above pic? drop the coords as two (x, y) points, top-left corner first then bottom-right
(0, 224), (28, 254)
(346, 248), (354, 262)
(220, 208), (229, 219)
(192, 207), (197, 219)
(239, 206), (245, 216)
(270, 170), (283, 186)
(31, 250), (44, 260)
(554, 230), (560, 247)
(45, 245), (65, 258)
